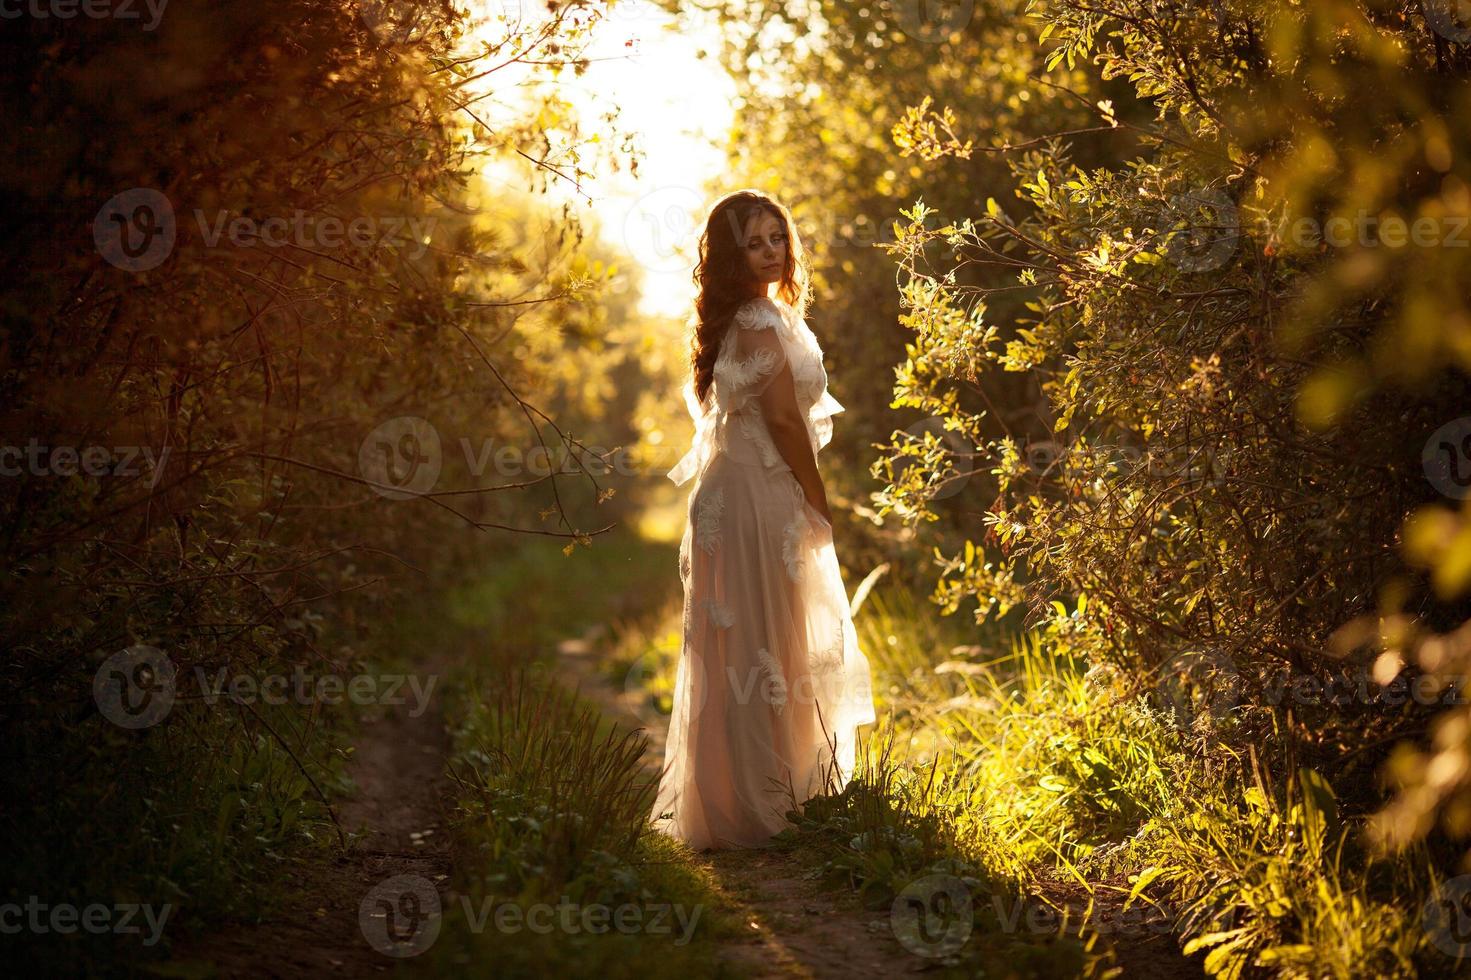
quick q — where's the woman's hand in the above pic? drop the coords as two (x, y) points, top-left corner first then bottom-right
(806, 494), (833, 528)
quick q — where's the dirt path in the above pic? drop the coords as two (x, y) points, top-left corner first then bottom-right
(697, 846), (928, 979)
(556, 631), (924, 979)
(557, 626), (1209, 979)
(167, 660), (453, 977)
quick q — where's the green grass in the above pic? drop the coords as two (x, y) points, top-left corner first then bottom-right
(603, 564), (1109, 976)
(425, 527), (741, 977)
(774, 732), (1100, 978)
(612, 566), (1461, 978)
(827, 582), (1453, 978)
(0, 557), (507, 975)
(442, 531), (677, 654)
(429, 663), (739, 978)
(433, 521), (1461, 978)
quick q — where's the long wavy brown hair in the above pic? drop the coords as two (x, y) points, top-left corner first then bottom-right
(689, 190), (811, 405)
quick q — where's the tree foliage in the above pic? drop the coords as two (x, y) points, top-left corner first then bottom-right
(0, 0), (638, 935)
(890, 0), (1471, 861)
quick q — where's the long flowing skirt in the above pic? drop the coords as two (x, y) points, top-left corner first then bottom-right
(650, 453), (876, 850)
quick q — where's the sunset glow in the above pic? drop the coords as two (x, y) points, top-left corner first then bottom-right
(464, 0), (735, 319)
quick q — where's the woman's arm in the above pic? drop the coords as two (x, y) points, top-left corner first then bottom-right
(768, 418), (832, 525)
(757, 355), (833, 525)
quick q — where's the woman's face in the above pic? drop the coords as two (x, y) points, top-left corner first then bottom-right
(740, 209), (788, 289)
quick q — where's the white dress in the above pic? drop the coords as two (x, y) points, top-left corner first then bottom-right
(651, 295), (877, 850)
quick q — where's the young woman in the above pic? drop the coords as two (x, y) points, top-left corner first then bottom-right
(651, 190), (876, 851)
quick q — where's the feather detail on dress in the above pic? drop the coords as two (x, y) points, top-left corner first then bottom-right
(809, 621), (845, 672)
(719, 346), (779, 391)
(695, 486), (724, 555)
(734, 301), (782, 331)
(755, 647), (788, 714)
(703, 597), (735, 629)
(781, 511), (809, 583)
(736, 411), (784, 468)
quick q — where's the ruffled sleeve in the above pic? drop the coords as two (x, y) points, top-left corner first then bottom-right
(666, 297), (845, 486)
(666, 376), (712, 486)
(760, 299), (845, 457)
(806, 388), (844, 454)
(733, 297), (784, 333)
(722, 299), (789, 414)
